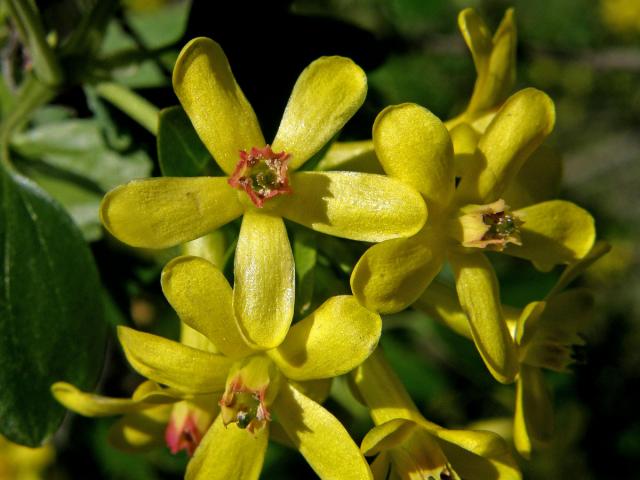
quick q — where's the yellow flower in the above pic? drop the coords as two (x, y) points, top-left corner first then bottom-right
(99, 36), (426, 262)
(316, 7), (517, 174)
(52, 322), (220, 455)
(445, 8), (517, 133)
(415, 242), (610, 458)
(353, 349), (521, 480)
(77, 255), (380, 479)
(0, 436), (54, 480)
(350, 93), (596, 385)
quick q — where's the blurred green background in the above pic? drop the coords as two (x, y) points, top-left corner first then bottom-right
(2, 0), (639, 478)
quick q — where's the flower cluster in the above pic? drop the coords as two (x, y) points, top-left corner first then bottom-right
(53, 7), (605, 480)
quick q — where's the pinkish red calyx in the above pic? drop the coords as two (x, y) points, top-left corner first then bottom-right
(228, 145), (292, 207)
(219, 377), (271, 434)
(165, 412), (203, 457)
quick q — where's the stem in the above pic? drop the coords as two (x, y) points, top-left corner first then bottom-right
(0, 76), (57, 171)
(6, 0), (63, 86)
(94, 82), (159, 135)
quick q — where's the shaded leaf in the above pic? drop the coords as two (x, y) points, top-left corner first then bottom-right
(0, 168), (108, 446)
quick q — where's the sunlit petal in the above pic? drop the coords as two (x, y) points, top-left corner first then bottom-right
(233, 212), (295, 349)
(186, 414), (268, 480)
(275, 171), (427, 242)
(117, 327), (232, 394)
(173, 37), (265, 174)
(274, 382), (372, 480)
(351, 228), (445, 314)
(272, 56), (367, 170)
(269, 296), (381, 380)
(100, 177), (242, 248)
(162, 256), (251, 358)
(449, 251), (518, 384)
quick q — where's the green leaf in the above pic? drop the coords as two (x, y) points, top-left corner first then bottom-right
(157, 106), (215, 177)
(11, 118), (153, 191)
(21, 166), (103, 241)
(0, 168), (108, 446)
(124, 0), (191, 49)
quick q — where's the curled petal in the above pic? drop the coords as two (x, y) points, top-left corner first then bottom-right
(268, 296), (381, 381)
(100, 177), (243, 249)
(173, 37), (265, 175)
(449, 251), (519, 384)
(456, 88), (555, 205)
(275, 171), (427, 242)
(272, 56), (367, 171)
(117, 327), (232, 394)
(507, 200), (596, 271)
(51, 381), (179, 417)
(108, 405), (172, 452)
(514, 366), (553, 459)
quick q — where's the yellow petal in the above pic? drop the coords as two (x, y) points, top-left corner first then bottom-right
(464, 8), (517, 116)
(353, 349), (421, 426)
(361, 418), (412, 456)
(435, 428), (522, 480)
(186, 414), (269, 480)
(413, 280), (472, 339)
(275, 171), (427, 242)
(161, 256), (251, 358)
(173, 37), (265, 175)
(100, 177), (243, 248)
(51, 381), (179, 417)
(272, 56), (367, 171)
(370, 451), (391, 480)
(274, 382), (373, 480)
(373, 103), (455, 215)
(502, 145), (563, 210)
(108, 405), (172, 452)
(268, 296), (381, 381)
(316, 140), (384, 174)
(289, 378), (333, 404)
(506, 200), (596, 271)
(514, 366), (553, 459)
(450, 123), (481, 178)
(350, 228), (445, 314)
(456, 88), (556, 205)
(233, 212), (295, 350)
(449, 251), (518, 384)
(117, 326), (232, 394)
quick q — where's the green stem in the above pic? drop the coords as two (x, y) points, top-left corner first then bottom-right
(0, 76), (57, 171)
(94, 82), (159, 135)
(6, 0), (63, 86)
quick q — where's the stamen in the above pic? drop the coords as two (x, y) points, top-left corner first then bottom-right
(228, 145), (292, 207)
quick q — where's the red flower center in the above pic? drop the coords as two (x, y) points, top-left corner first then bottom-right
(228, 145), (292, 207)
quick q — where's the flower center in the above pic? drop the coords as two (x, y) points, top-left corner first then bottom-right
(165, 409), (204, 457)
(228, 145), (292, 208)
(481, 210), (521, 244)
(219, 377), (271, 433)
(450, 199), (523, 251)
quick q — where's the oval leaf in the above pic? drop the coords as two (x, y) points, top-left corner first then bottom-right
(0, 169), (107, 446)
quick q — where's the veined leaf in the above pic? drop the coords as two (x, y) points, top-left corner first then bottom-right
(0, 168), (108, 446)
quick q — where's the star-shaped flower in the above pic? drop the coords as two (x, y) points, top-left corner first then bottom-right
(350, 90), (596, 384)
(73, 255), (381, 479)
